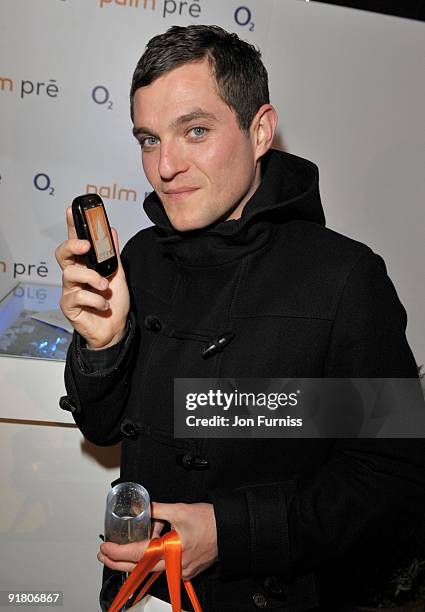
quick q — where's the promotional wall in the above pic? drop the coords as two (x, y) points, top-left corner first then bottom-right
(1, 0), (424, 368)
(1, 3), (424, 609)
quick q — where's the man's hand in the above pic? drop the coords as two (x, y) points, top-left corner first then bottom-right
(55, 207), (130, 349)
(98, 502), (218, 580)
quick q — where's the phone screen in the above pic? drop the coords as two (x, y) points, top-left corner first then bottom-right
(84, 205), (115, 263)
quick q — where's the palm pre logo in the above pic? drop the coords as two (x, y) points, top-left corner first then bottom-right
(99, 0), (202, 19)
(99, 0), (156, 8)
(0, 76), (58, 99)
(0, 259), (49, 280)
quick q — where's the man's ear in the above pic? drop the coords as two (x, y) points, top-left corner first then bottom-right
(250, 104), (278, 162)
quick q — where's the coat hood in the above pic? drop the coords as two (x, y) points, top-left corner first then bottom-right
(143, 149), (325, 265)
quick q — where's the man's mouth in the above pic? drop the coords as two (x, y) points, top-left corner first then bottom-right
(163, 187), (199, 195)
(163, 187), (199, 200)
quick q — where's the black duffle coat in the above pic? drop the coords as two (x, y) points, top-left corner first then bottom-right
(64, 150), (425, 611)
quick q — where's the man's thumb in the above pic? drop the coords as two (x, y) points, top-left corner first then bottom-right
(151, 501), (180, 524)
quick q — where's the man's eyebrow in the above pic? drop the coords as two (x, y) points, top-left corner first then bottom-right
(170, 109), (218, 129)
(132, 108), (218, 140)
(132, 125), (157, 139)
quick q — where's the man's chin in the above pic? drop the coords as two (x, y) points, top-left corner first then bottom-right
(172, 222), (207, 233)
(169, 215), (213, 233)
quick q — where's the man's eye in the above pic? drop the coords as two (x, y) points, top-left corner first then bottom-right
(141, 136), (159, 148)
(189, 127), (208, 138)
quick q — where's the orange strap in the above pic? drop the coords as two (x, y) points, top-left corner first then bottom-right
(108, 530), (203, 612)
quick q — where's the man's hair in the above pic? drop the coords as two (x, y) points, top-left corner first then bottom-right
(130, 24), (269, 131)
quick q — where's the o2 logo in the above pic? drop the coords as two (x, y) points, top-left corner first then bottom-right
(92, 85), (113, 110)
(234, 6), (255, 31)
(33, 173), (55, 196)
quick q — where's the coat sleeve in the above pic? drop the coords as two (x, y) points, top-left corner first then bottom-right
(63, 310), (138, 446)
(210, 252), (425, 587)
(61, 240), (142, 446)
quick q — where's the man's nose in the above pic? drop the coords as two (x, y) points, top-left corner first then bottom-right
(158, 141), (188, 180)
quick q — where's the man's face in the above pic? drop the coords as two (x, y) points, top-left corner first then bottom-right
(132, 60), (260, 231)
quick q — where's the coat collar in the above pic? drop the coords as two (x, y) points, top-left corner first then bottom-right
(143, 149), (325, 267)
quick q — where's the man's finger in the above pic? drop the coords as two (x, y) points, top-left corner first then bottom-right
(97, 553), (137, 574)
(55, 238), (90, 271)
(100, 541), (147, 563)
(151, 519), (166, 539)
(111, 227), (120, 254)
(151, 501), (184, 524)
(98, 540), (166, 574)
(60, 287), (110, 317)
(109, 226), (126, 278)
(62, 264), (109, 292)
(98, 551), (166, 574)
(66, 206), (78, 240)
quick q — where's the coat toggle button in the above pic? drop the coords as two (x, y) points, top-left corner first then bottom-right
(201, 332), (235, 359)
(176, 453), (210, 471)
(252, 592), (268, 608)
(263, 576), (286, 600)
(59, 395), (80, 415)
(120, 417), (140, 439)
(144, 315), (163, 333)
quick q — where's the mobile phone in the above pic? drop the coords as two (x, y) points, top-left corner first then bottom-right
(71, 193), (118, 277)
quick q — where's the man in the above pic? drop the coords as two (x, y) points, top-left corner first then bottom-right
(56, 25), (424, 611)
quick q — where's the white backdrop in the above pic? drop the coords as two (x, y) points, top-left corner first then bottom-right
(1, 3), (424, 609)
(1, 0), (424, 366)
